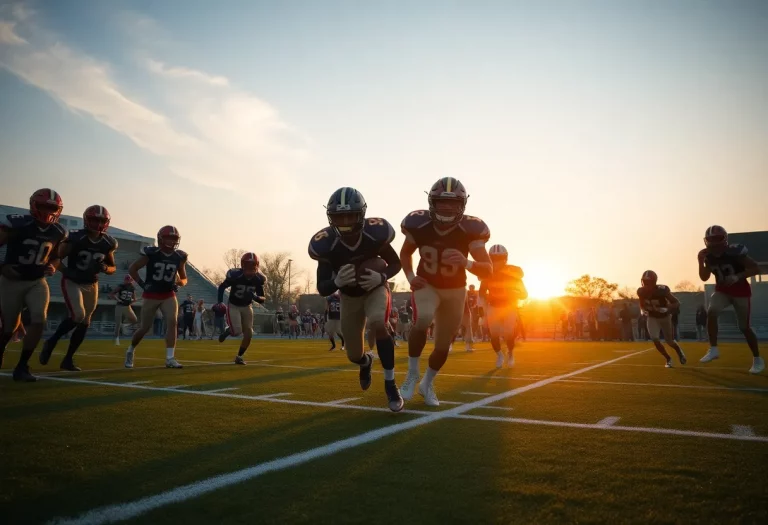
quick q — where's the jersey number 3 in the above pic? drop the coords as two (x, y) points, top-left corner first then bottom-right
(420, 246), (459, 277)
(152, 263), (177, 282)
(18, 239), (54, 266)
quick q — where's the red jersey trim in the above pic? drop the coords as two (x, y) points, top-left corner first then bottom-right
(143, 291), (176, 300)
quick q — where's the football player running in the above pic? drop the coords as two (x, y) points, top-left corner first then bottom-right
(637, 270), (686, 368)
(399, 177), (492, 406)
(0, 189), (67, 381)
(40, 206), (117, 371)
(110, 275), (138, 345)
(479, 244), (527, 369)
(216, 252), (266, 364)
(698, 226), (763, 373)
(308, 187), (404, 412)
(325, 292), (345, 351)
(125, 226), (188, 369)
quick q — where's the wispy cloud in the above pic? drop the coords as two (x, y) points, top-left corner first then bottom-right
(0, 4), (311, 198)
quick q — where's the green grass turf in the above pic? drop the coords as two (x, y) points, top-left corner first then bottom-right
(1, 338), (766, 524)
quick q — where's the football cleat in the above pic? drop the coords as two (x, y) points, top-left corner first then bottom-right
(749, 357), (765, 375)
(700, 347), (720, 363)
(359, 352), (373, 391)
(400, 371), (420, 401)
(507, 354), (515, 368)
(418, 380), (439, 407)
(124, 349), (135, 369)
(678, 350), (687, 365)
(665, 359), (673, 368)
(495, 352), (504, 369)
(13, 365), (37, 382)
(234, 355), (246, 365)
(60, 359), (81, 372)
(166, 357), (183, 369)
(219, 329), (230, 343)
(385, 379), (404, 412)
(115, 338), (120, 346)
(39, 341), (54, 365)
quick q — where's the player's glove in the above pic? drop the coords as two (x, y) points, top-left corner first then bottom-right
(172, 284), (179, 293)
(360, 269), (384, 291)
(334, 264), (356, 288)
(251, 293), (266, 304)
(722, 274), (740, 286)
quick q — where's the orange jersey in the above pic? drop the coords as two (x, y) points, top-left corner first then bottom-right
(482, 265), (526, 307)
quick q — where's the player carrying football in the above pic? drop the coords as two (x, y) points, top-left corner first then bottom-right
(479, 244), (528, 368)
(0, 189), (67, 381)
(308, 187), (404, 412)
(698, 226), (763, 374)
(216, 252), (266, 364)
(125, 226), (188, 369)
(399, 177), (492, 406)
(110, 275), (138, 346)
(40, 206), (117, 370)
(637, 270), (686, 368)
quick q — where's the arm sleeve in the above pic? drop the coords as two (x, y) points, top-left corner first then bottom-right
(379, 243), (402, 280)
(217, 279), (231, 304)
(316, 260), (337, 297)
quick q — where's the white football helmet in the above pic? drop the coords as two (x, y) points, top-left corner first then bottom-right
(489, 244), (508, 265)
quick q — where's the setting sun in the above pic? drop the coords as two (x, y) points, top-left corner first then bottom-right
(522, 263), (569, 300)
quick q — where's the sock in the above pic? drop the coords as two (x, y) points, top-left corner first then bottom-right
(408, 356), (420, 373)
(424, 366), (438, 385)
(339, 334), (345, 347)
(328, 336), (335, 348)
(65, 323), (88, 360)
(127, 344), (135, 353)
(653, 341), (671, 360)
(17, 347), (35, 368)
(166, 347), (175, 359)
(353, 353), (371, 366)
(375, 336), (395, 371)
(710, 345), (719, 351)
(48, 318), (76, 346)
(490, 336), (501, 353)
(238, 346), (247, 357)
(384, 369), (395, 380)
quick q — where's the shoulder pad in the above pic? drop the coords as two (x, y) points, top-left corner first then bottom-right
(657, 285), (670, 293)
(141, 246), (158, 256)
(105, 234), (118, 250)
(401, 210), (431, 233)
(258, 272), (267, 284)
(460, 215), (491, 241)
(1, 214), (33, 229)
(177, 250), (188, 261)
(226, 268), (240, 280)
(308, 227), (335, 260)
(726, 244), (748, 257)
(505, 265), (524, 279)
(54, 223), (68, 236)
(364, 218), (395, 244)
(636, 287), (645, 297)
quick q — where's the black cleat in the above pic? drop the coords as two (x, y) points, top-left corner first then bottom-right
(234, 355), (246, 365)
(359, 352), (373, 391)
(39, 340), (54, 365)
(385, 379), (404, 412)
(328, 346), (336, 352)
(219, 329), (230, 343)
(60, 359), (81, 372)
(13, 365), (37, 382)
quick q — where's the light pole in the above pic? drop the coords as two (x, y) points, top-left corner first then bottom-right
(287, 258), (293, 302)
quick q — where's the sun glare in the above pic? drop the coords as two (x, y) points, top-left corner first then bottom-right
(523, 263), (568, 300)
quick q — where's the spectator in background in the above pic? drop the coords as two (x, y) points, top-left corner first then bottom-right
(620, 303), (634, 341)
(574, 309), (584, 339)
(671, 307), (680, 341)
(179, 294), (196, 340)
(695, 304), (707, 341)
(597, 304), (610, 341)
(275, 308), (286, 337)
(194, 299), (206, 340)
(567, 311), (575, 340)
(638, 311), (649, 340)
(560, 311), (569, 340)
(587, 307), (597, 340)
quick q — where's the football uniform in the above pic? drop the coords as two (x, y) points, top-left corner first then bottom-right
(180, 298), (196, 335)
(401, 210), (490, 349)
(703, 244), (752, 330)
(481, 264), (525, 340)
(138, 246), (187, 331)
(60, 229), (118, 324)
(218, 269), (266, 336)
(637, 284), (675, 340)
(326, 295), (342, 336)
(113, 282), (138, 327)
(308, 218), (396, 356)
(0, 214), (67, 329)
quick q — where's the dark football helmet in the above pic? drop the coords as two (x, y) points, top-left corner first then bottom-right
(30, 189), (63, 224)
(326, 187), (367, 238)
(641, 270), (658, 287)
(157, 225), (180, 251)
(428, 177), (467, 226)
(84, 205), (111, 233)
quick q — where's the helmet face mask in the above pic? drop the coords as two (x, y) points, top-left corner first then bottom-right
(328, 211), (364, 236)
(327, 187), (367, 238)
(84, 205), (111, 234)
(488, 244), (508, 266)
(428, 178), (467, 227)
(241, 252), (259, 276)
(30, 189), (63, 225)
(641, 270), (658, 288)
(157, 226), (180, 252)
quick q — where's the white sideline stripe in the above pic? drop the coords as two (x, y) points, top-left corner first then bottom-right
(477, 406), (514, 411)
(610, 363), (747, 371)
(46, 348), (652, 525)
(522, 374), (549, 378)
(123, 381), (154, 386)
(462, 391), (491, 396)
(558, 379), (768, 393)
(206, 387), (239, 393)
(731, 425), (756, 437)
(259, 393), (291, 399)
(596, 416), (621, 427)
(164, 385), (191, 390)
(327, 397), (361, 405)
(438, 401), (464, 405)
(459, 414), (768, 442)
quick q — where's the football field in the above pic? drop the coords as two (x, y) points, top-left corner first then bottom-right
(1, 338), (767, 524)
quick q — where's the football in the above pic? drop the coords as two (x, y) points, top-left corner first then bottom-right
(356, 257), (387, 282)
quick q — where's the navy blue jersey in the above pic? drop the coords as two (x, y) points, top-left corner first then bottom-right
(0, 214), (68, 280)
(637, 285), (672, 318)
(308, 217), (396, 298)
(218, 268), (266, 307)
(141, 246), (187, 296)
(326, 295), (341, 320)
(180, 299), (196, 316)
(114, 283), (136, 306)
(61, 229), (118, 284)
(703, 244), (751, 297)
(401, 211), (490, 289)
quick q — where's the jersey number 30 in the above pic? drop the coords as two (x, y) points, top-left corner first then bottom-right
(18, 239), (54, 266)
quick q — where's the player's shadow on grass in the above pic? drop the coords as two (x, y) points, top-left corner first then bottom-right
(682, 367), (768, 396)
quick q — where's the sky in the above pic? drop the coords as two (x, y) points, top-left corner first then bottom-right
(1, 0), (766, 298)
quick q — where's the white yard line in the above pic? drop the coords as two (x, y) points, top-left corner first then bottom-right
(206, 387), (239, 393)
(163, 385), (191, 390)
(462, 391), (492, 396)
(731, 425), (756, 437)
(558, 379), (768, 393)
(258, 393), (292, 399)
(326, 397), (361, 405)
(596, 416), (621, 427)
(45, 347), (652, 525)
(438, 401), (464, 405)
(123, 381), (154, 386)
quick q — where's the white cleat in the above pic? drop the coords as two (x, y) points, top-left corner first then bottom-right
(749, 357), (765, 374)
(448, 344), (453, 353)
(507, 354), (515, 368)
(418, 380), (439, 407)
(665, 359), (673, 368)
(700, 347), (720, 363)
(166, 357), (183, 369)
(495, 352), (504, 369)
(400, 371), (420, 401)
(124, 349), (134, 369)
(114, 338), (120, 346)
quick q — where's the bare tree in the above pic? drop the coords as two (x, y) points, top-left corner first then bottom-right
(223, 248), (247, 270)
(616, 285), (636, 300)
(201, 267), (225, 285)
(259, 252), (302, 309)
(674, 280), (702, 292)
(303, 273), (314, 295)
(565, 274), (618, 302)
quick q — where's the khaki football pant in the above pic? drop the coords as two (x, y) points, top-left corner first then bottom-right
(412, 285), (466, 350)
